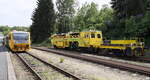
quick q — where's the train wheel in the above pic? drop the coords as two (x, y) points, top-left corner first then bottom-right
(141, 49), (144, 56)
(97, 49), (105, 55)
(80, 47), (87, 53)
(95, 48), (99, 53)
(65, 47), (69, 50)
(74, 42), (79, 49)
(54, 45), (58, 49)
(97, 48), (109, 55)
(134, 48), (143, 56)
(69, 43), (72, 50)
(69, 42), (74, 50)
(89, 46), (94, 53)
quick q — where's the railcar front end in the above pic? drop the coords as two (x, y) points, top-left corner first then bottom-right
(6, 31), (31, 52)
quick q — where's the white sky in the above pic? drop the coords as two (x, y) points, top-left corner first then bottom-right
(0, 0), (111, 27)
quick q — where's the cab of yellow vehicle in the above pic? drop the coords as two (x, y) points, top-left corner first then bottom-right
(79, 30), (103, 48)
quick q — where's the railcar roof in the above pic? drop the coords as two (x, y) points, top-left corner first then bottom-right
(12, 31), (28, 34)
(81, 30), (102, 33)
(51, 33), (66, 37)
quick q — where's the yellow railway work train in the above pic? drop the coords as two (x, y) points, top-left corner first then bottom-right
(51, 30), (144, 56)
(4, 31), (31, 52)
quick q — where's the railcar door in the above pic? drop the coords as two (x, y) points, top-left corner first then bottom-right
(9, 33), (14, 49)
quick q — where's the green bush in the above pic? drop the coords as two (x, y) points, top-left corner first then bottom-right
(59, 58), (65, 63)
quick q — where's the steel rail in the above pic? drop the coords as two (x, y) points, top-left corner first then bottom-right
(136, 57), (150, 63)
(33, 47), (150, 63)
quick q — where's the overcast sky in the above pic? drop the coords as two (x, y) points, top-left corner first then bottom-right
(0, 0), (111, 27)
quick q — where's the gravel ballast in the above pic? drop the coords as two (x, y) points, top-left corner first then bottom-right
(51, 48), (150, 67)
(29, 49), (150, 80)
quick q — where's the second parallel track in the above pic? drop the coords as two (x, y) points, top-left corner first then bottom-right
(32, 47), (150, 76)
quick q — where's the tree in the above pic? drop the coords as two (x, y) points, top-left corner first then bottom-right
(84, 2), (99, 29)
(0, 26), (10, 35)
(30, 0), (55, 43)
(56, 0), (75, 33)
(74, 3), (113, 32)
(74, 3), (91, 31)
(111, 0), (147, 20)
(147, 0), (150, 10)
(0, 26), (29, 35)
(74, 2), (99, 31)
(125, 12), (150, 37)
(96, 5), (113, 32)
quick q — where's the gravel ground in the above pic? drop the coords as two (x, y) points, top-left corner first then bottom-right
(46, 48), (150, 67)
(21, 53), (73, 80)
(29, 49), (150, 80)
(10, 53), (36, 80)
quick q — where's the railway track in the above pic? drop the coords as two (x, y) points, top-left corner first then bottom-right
(16, 52), (82, 80)
(35, 47), (150, 63)
(58, 48), (150, 63)
(32, 47), (150, 76)
(135, 56), (150, 63)
(16, 53), (43, 80)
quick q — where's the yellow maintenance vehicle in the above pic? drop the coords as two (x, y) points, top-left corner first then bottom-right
(51, 30), (144, 56)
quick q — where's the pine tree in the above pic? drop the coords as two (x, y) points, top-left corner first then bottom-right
(147, 0), (150, 10)
(111, 0), (147, 20)
(30, 0), (55, 43)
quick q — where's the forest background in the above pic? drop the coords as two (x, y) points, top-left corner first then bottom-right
(0, 0), (150, 46)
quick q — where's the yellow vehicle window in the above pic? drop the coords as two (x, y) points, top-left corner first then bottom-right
(97, 34), (101, 38)
(91, 34), (95, 38)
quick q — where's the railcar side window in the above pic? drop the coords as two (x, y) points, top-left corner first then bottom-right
(97, 34), (101, 38)
(91, 34), (95, 38)
(86, 35), (88, 38)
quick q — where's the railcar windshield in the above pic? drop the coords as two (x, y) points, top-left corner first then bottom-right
(13, 33), (29, 40)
